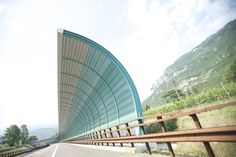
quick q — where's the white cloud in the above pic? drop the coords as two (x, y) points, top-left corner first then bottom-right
(114, 0), (236, 100)
(0, 2), (6, 13)
(0, 0), (58, 129)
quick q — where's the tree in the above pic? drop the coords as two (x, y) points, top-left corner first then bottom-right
(225, 58), (236, 82)
(162, 89), (185, 102)
(20, 124), (29, 144)
(145, 119), (177, 134)
(4, 125), (21, 146)
(145, 105), (151, 111)
(28, 136), (38, 143)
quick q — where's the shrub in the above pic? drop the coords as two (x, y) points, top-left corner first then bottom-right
(145, 119), (177, 133)
(144, 83), (236, 132)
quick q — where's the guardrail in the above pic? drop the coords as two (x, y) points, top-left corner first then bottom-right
(66, 100), (236, 157)
(0, 145), (49, 157)
(0, 149), (29, 157)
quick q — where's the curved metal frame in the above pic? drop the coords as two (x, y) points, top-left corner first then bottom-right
(58, 29), (142, 141)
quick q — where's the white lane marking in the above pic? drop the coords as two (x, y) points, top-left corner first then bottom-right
(51, 144), (59, 157)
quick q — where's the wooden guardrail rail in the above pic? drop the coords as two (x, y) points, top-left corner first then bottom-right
(66, 100), (236, 157)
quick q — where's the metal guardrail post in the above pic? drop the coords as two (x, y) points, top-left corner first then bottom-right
(103, 129), (109, 146)
(190, 114), (215, 157)
(95, 132), (99, 145)
(89, 133), (93, 144)
(90, 133), (94, 145)
(125, 123), (134, 147)
(92, 132), (96, 145)
(109, 128), (115, 146)
(87, 134), (90, 145)
(91, 133), (94, 145)
(157, 116), (175, 157)
(92, 133), (95, 145)
(116, 126), (123, 147)
(83, 135), (85, 144)
(137, 119), (151, 155)
(99, 130), (104, 146)
(85, 134), (87, 144)
(87, 134), (90, 144)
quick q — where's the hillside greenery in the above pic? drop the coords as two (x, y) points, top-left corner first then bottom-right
(225, 58), (236, 82)
(143, 82), (236, 156)
(143, 19), (236, 107)
(144, 82), (236, 116)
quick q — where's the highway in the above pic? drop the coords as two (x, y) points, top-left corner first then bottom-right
(20, 143), (168, 157)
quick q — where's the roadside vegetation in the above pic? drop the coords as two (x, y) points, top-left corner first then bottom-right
(144, 82), (236, 116)
(143, 60), (236, 156)
(0, 124), (38, 155)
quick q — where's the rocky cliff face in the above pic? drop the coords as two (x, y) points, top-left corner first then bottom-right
(144, 19), (236, 106)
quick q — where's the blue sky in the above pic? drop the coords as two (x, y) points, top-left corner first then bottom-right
(0, 0), (236, 132)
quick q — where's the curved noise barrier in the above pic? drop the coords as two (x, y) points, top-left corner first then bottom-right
(58, 30), (142, 141)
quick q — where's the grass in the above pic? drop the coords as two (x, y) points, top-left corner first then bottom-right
(176, 104), (236, 157)
(0, 144), (15, 153)
(143, 91), (236, 156)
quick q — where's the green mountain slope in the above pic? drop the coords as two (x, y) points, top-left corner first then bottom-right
(144, 19), (236, 107)
(30, 127), (57, 140)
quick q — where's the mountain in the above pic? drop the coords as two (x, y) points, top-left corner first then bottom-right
(30, 127), (58, 140)
(143, 19), (236, 107)
(0, 124), (57, 141)
(29, 125), (58, 140)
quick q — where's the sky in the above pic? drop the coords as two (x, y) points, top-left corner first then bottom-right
(0, 0), (236, 133)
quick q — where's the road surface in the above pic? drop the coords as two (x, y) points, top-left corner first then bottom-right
(19, 143), (169, 157)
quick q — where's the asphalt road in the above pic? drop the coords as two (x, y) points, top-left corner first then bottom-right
(20, 143), (169, 157)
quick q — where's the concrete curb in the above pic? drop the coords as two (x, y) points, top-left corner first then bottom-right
(69, 144), (137, 154)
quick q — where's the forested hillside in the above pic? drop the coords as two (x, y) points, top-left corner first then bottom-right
(143, 19), (236, 107)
